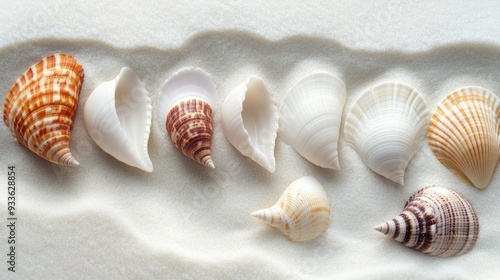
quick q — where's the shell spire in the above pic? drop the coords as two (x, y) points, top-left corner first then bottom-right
(252, 176), (330, 242)
(251, 206), (284, 228)
(374, 185), (479, 257)
(3, 53), (84, 166)
(158, 67), (218, 168)
(428, 87), (500, 189)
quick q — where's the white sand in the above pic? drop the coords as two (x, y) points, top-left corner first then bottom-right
(1, 1), (500, 279)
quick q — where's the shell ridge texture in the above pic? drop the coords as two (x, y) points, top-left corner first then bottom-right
(3, 53), (84, 166)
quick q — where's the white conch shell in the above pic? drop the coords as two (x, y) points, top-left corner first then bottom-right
(428, 86), (500, 189)
(278, 73), (346, 169)
(344, 82), (429, 185)
(158, 67), (218, 168)
(374, 185), (479, 257)
(252, 176), (330, 242)
(221, 76), (278, 173)
(84, 67), (153, 172)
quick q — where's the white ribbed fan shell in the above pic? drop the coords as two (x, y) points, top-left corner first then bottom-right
(428, 86), (500, 189)
(344, 82), (429, 185)
(84, 67), (153, 172)
(278, 73), (346, 169)
(221, 76), (278, 173)
(251, 176), (330, 242)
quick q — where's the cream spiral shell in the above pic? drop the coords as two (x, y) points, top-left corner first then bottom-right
(374, 185), (479, 257)
(3, 53), (84, 166)
(251, 176), (330, 242)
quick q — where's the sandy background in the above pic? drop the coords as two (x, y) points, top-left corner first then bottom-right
(1, 1), (500, 279)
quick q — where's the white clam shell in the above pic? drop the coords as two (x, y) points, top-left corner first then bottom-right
(344, 82), (429, 185)
(157, 67), (218, 131)
(84, 67), (153, 172)
(221, 76), (278, 173)
(252, 176), (330, 242)
(278, 73), (346, 169)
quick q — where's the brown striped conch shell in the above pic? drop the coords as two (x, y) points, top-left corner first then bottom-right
(374, 185), (479, 257)
(158, 67), (217, 168)
(3, 53), (84, 166)
(428, 87), (500, 189)
(251, 176), (330, 242)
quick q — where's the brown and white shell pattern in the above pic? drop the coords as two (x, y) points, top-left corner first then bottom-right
(374, 185), (479, 257)
(3, 53), (84, 166)
(428, 87), (500, 189)
(252, 176), (331, 242)
(158, 67), (218, 168)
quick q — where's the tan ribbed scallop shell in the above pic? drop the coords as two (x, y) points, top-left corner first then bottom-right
(251, 176), (330, 242)
(3, 54), (84, 166)
(158, 68), (217, 168)
(428, 87), (500, 189)
(374, 185), (479, 257)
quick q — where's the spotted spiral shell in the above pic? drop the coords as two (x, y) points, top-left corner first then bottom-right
(374, 185), (479, 257)
(166, 98), (214, 168)
(158, 67), (218, 168)
(3, 54), (84, 166)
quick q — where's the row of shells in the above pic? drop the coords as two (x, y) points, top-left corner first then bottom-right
(253, 176), (479, 257)
(4, 54), (499, 190)
(2, 54), (489, 257)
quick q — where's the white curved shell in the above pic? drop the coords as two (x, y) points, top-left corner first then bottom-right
(279, 73), (346, 169)
(344, 82), (429, 185)
(221, 77), (278, 173)
(84, 67), (153, 172)
(251, 176), (330, 242)
(157, 67), (217, 130)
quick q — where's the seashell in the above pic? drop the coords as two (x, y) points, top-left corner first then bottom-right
(3, 53), (84, 166)
(344, 82), (429, 185)
(428, 87), (500, 189)
(278, 73), (346, 169)
(158, 67), (218, 168)
(251, 176), (330, 242)
(83, 67), (153, 172)
(374, 185), (479, 257)
(221, 76), (278, 173)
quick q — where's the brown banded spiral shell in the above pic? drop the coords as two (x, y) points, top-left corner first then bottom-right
(374, 185), (479, 257)
(158, 67), (218, 168)
(3, 53), (84, 166)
